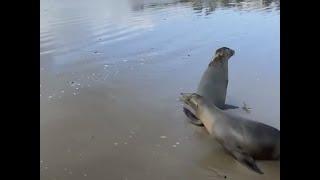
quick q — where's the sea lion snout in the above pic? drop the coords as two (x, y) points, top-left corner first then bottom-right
(180, 93), (202, 101)
(179, 93), (192, 101)
(230, 49), (235, 56)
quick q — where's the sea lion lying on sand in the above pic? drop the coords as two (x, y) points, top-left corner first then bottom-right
(180, 93), (280, 174)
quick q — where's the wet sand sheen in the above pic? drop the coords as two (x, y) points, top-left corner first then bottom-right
(41, 0), (279, 179)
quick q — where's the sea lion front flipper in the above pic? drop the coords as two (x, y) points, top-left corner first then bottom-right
(183, 107), (204, 126)
(231, 151), (264, 174)
(221, 104), (239, 110)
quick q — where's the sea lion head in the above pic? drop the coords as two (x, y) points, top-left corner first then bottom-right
(215, 47), (235, 59)
(179, 93), (204, 112)
(210, 47), (235, 66)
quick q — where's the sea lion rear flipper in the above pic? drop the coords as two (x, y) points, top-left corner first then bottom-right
(183, 107), (204, 126)
(232, 151), (264, 174)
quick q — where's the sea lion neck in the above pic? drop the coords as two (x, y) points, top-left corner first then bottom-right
(209, 55), (230, 67)
(197, 103), (220, 135)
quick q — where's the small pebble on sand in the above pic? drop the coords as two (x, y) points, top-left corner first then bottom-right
(176, 142), (180, 145)
(172, 145), (177, 148)
(114, 142), (119, 146)
(160, 136), (167, 139)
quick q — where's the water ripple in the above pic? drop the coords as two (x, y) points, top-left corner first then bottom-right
(40, 0), (279, 59)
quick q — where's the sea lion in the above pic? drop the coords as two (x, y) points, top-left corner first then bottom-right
(180, 93), (280, 174)
(183, 47), (237, 126)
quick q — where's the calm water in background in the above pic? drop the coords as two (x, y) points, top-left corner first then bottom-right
(41, 0), (280, 179)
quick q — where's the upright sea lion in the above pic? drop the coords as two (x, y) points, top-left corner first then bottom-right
(197, 47), (234, 107)
(180, 93), (280, 174)
(183, 47), (237, 126)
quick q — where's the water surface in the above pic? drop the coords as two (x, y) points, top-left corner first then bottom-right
(40, 0), (280, 179)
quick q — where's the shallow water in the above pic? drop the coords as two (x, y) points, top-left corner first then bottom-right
(40, 0), (280, 179)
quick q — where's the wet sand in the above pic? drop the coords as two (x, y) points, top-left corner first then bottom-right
(41, 0), (280, 179)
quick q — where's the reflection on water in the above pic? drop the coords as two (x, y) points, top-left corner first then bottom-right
(41, 0), (279, 180)
(131, 0), (280, 14)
